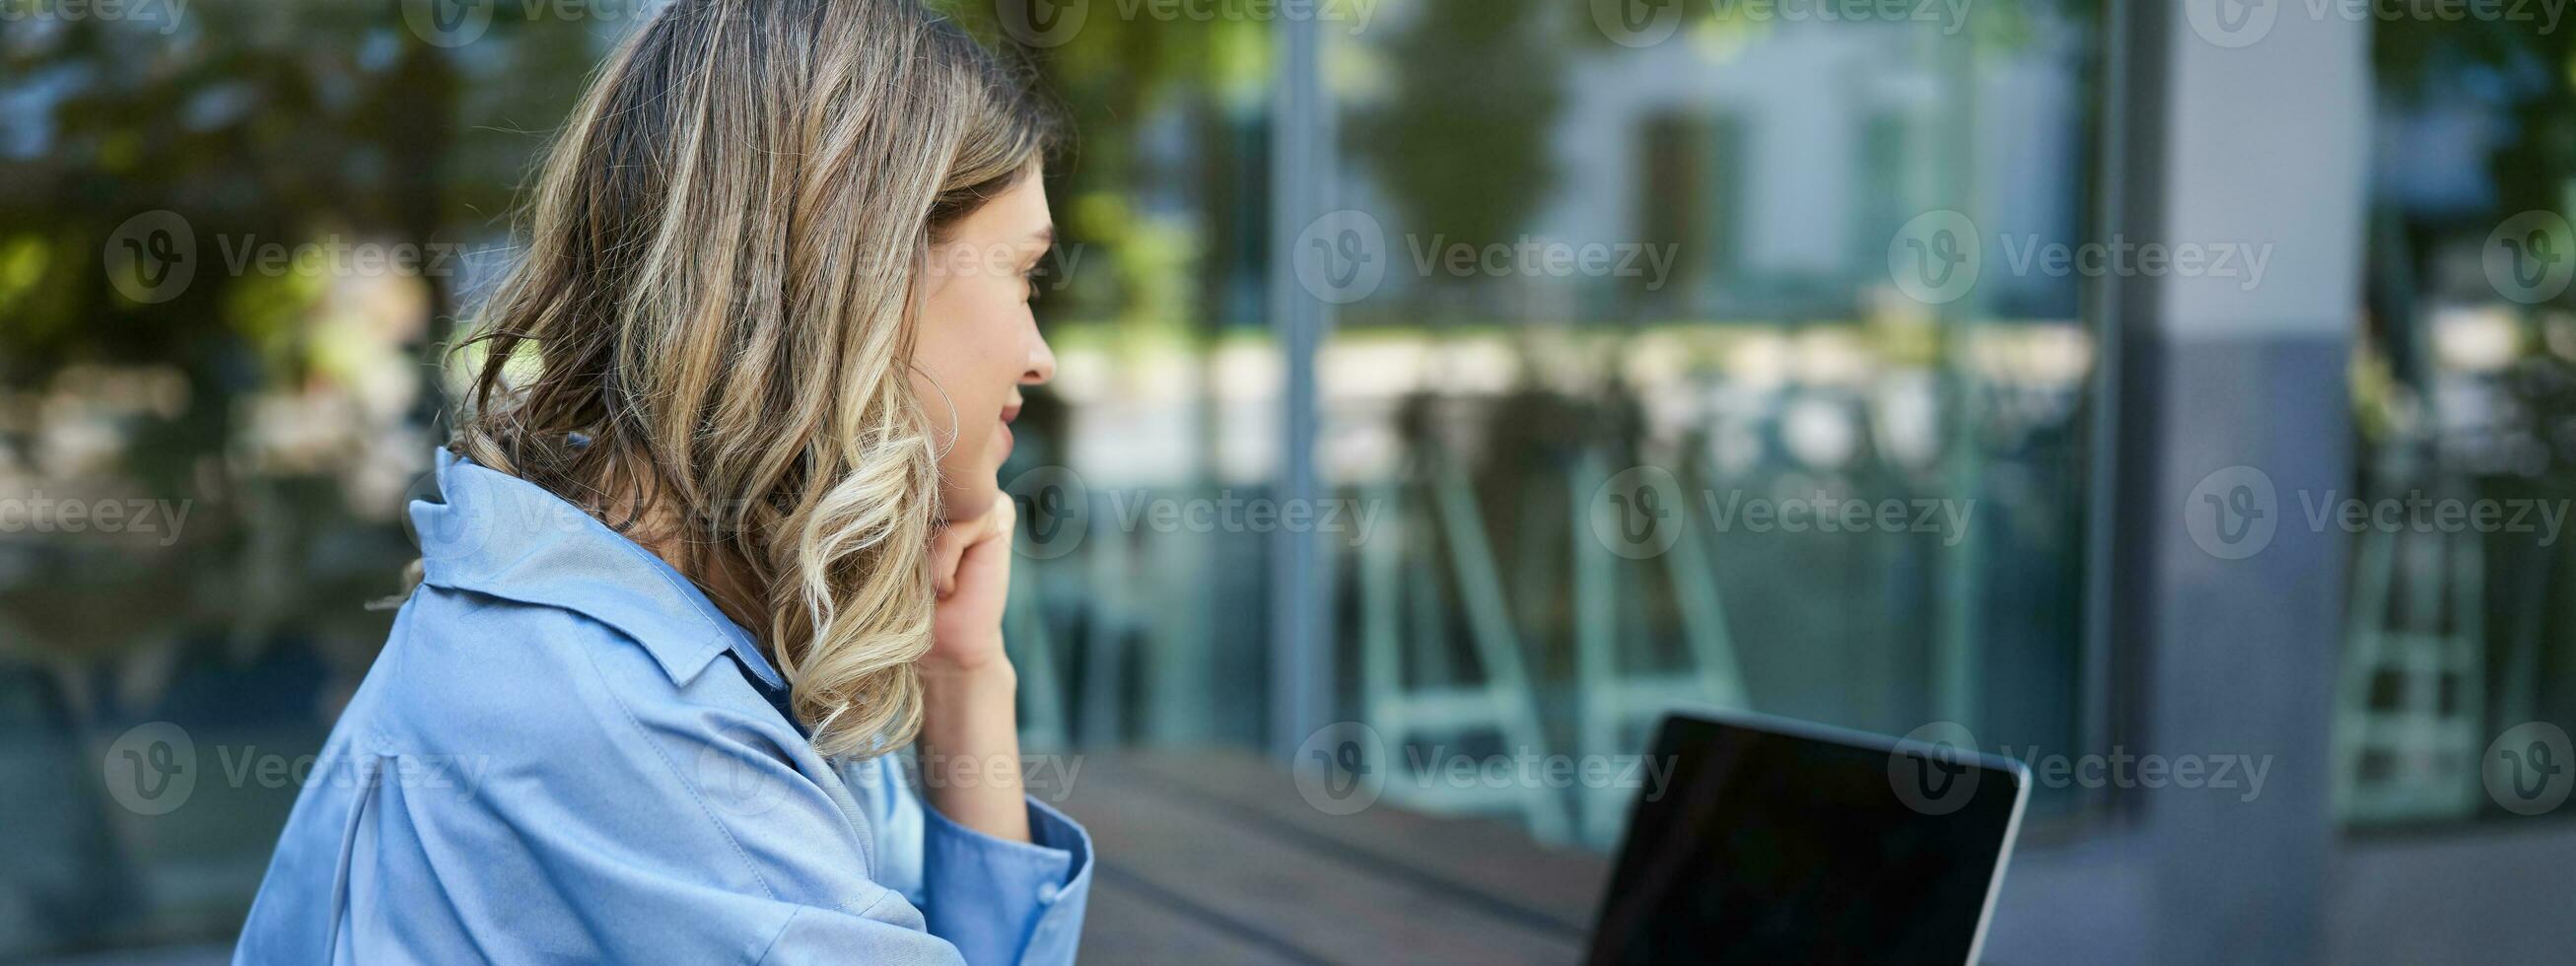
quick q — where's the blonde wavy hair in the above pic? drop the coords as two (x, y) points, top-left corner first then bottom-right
(446, 0), (1063, 757)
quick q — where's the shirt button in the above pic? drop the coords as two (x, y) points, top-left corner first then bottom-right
(1037, 882), (1061, 904)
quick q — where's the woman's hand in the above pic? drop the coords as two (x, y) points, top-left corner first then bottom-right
(925, 496), (1016, 675)
(916, 494), (1030, 843)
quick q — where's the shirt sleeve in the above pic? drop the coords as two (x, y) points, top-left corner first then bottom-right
(916, 794), (1094, 966)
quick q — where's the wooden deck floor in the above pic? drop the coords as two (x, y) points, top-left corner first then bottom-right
(1052, 750), (1612, 965)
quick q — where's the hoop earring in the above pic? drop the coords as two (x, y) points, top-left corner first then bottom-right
(911, 363), (962, 460)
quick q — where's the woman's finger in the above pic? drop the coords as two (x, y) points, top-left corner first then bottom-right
(930, 518), (974, 597)
(933, 498), (1017, 597)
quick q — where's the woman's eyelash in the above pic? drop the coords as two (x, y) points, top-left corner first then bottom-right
(1021, 248), (1056, 302)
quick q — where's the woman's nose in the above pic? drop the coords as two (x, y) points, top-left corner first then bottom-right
(1024, 333), (1057, 385)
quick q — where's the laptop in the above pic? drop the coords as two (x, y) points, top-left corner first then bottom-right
(1584, 711), (2031, 966)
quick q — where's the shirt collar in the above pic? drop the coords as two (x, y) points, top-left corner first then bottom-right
(409, 447), (788, 693)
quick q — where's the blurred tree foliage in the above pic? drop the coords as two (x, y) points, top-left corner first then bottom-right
(1345, 0), (1566, 293)
(945, 0), (1273, 341)
(0, 2), (611, 663)
(5, 3), (436, 482)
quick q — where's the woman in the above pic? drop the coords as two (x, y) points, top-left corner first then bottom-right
(235, 2), (1083, 962)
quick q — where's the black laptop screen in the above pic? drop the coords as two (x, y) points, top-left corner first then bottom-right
(1585, 715), (2025, 966)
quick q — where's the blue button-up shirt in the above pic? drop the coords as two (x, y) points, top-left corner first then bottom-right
(235, 448), (1092, 964)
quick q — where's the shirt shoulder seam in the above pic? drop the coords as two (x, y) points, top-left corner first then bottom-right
(568, 619), (786, 905)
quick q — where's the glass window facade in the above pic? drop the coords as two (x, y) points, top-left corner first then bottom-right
(1305, 2), (2101, 846)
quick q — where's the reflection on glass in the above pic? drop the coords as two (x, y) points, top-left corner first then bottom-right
(1319, 2), (2099, 847)
(2341, 18), (2576, 828)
